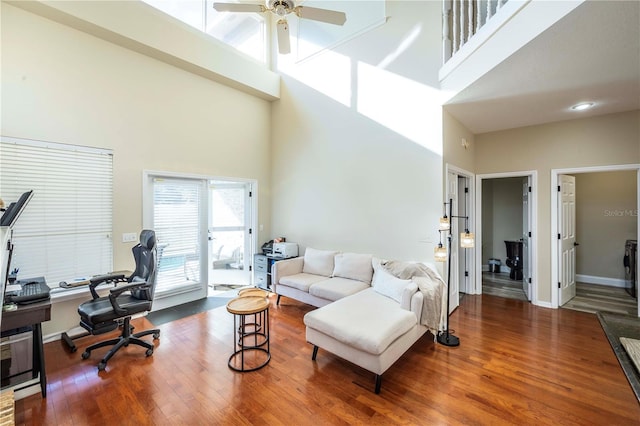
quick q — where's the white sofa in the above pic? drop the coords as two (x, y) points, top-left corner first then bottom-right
(271, 247), (446, 393)
(272, 248), (373, 307)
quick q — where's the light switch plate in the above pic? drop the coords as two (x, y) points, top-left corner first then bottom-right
(122, 232), (137, 243)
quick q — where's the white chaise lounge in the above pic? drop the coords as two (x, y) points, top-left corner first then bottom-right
(272, 248), (446, 393)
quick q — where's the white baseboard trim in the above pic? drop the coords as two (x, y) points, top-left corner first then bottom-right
(576, 274), (627, 288)
(534, 300), (553, 309)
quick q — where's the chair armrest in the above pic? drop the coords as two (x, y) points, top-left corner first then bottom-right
(108, 281), (151, 316)
(271, 257), (304, 293)
(89, 273), (127, 299)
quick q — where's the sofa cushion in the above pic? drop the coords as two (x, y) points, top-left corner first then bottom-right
(309, 277), (370, 302)
(332, 252), (373, 284)
(302, 248), (338, 277)
(372, 265), (414, 305)
(304, 288), (417, 355)
(279, 273), (329, 292)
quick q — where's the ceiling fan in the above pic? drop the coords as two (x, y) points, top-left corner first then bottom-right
(213, 0), (347, 55)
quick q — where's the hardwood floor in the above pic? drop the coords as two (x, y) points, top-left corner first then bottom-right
(482, 272), (637, 316)
(15, 293), (640, 425)
(482, 272), (528, 301)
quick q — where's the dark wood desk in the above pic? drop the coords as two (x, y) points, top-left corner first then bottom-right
(1, 298), (51, 397)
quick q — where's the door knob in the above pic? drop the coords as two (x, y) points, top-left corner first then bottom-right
(574, 242), (580, 246)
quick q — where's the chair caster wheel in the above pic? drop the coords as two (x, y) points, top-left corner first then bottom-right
(81, 351), (90, 360)
(153, 332), (160, 339)
(145, 349), (153, 357)
(97, 362), (106, 371)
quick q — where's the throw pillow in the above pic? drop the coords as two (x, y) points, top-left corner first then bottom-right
(372, 266), (413, 304)
(302, 248), (338, 277)
(333, 252), (374, 283)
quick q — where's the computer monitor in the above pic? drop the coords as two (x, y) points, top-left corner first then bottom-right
(1, 190), (33, 296)
(0, 190), (34, 228)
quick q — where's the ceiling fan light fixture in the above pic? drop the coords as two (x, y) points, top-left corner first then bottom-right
(215, 0), (346, 55)
(269, 0), (294, 16)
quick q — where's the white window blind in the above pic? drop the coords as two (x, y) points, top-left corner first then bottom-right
(152, 177), (202, 294)
(0, 137), (113, 287)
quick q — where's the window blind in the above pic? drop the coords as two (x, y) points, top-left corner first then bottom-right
(152, 177), (202, 294)
(0, 137), (113, 286)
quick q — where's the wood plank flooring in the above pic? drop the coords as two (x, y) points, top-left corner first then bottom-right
(482, 272), (528, 301)
(14, 293), (640, 425)
(482, 272), (637, 316)
(562, 282), (638, 316)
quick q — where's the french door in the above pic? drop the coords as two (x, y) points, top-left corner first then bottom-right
(143, 172), (255, 310)
(209, 180), (253, 286)
(145, 175), (208, 310)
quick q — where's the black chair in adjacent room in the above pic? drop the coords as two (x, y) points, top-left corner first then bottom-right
(78, 229), (160, 371)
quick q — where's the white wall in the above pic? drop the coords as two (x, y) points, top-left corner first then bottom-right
(1, 3), (272, 335)
(270, 1), (445, 262)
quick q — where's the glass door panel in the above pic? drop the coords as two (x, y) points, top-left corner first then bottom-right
(153, 178), (203, 294)
(209, 181), (251, 286)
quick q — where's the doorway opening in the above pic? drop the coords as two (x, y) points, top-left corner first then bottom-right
(552, 166), (639, 316)
(208, 180), (254, 291)
(476, 171), (537, 304)
(143, 172), (257, 310)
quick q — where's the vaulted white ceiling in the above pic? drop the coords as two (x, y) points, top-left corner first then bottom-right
(444, 0), (640, 134)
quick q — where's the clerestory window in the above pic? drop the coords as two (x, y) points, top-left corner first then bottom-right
(143, 0), (267, 63)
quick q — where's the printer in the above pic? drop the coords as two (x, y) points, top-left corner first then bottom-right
(271, 242), (298, 259)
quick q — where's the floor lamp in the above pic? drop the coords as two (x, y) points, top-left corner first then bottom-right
(434, 198), (474, 347)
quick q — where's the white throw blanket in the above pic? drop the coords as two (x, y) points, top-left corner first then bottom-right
(381, 260), (447, 335)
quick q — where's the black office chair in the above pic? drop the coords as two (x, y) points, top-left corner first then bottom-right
(78, 230), (161, 371)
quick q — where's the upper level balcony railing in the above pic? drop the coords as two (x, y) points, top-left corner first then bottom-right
(443, 0), (511, 63)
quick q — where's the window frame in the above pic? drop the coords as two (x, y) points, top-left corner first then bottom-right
(0, 136), (113, 288)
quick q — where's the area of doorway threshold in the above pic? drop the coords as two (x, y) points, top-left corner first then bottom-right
(561, 282), (637, 316)
(482, 271), (528, 301)
(482, 272), (637, 316)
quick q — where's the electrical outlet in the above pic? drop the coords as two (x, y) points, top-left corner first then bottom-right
(122, 232), (137, 243)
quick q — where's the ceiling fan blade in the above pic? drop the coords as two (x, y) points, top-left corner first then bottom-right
(295, 6), (346, 26)
(213, 3), (265, 13)
(277, 19), (291, 54)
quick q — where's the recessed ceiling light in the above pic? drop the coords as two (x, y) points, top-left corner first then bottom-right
(571, 102), (595, 111)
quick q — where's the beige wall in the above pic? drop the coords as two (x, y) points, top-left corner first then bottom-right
(575, 171), (638, 280)
(270, 1), (445, 262)
(476, 110), (640, 304)
(444, 110), (475, 174)
(1, 4), (272, 335)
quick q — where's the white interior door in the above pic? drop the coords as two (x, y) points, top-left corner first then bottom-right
(457, 176), (472, 295)
(522, 177), (532, 301)
(559, 174), (577, 305)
